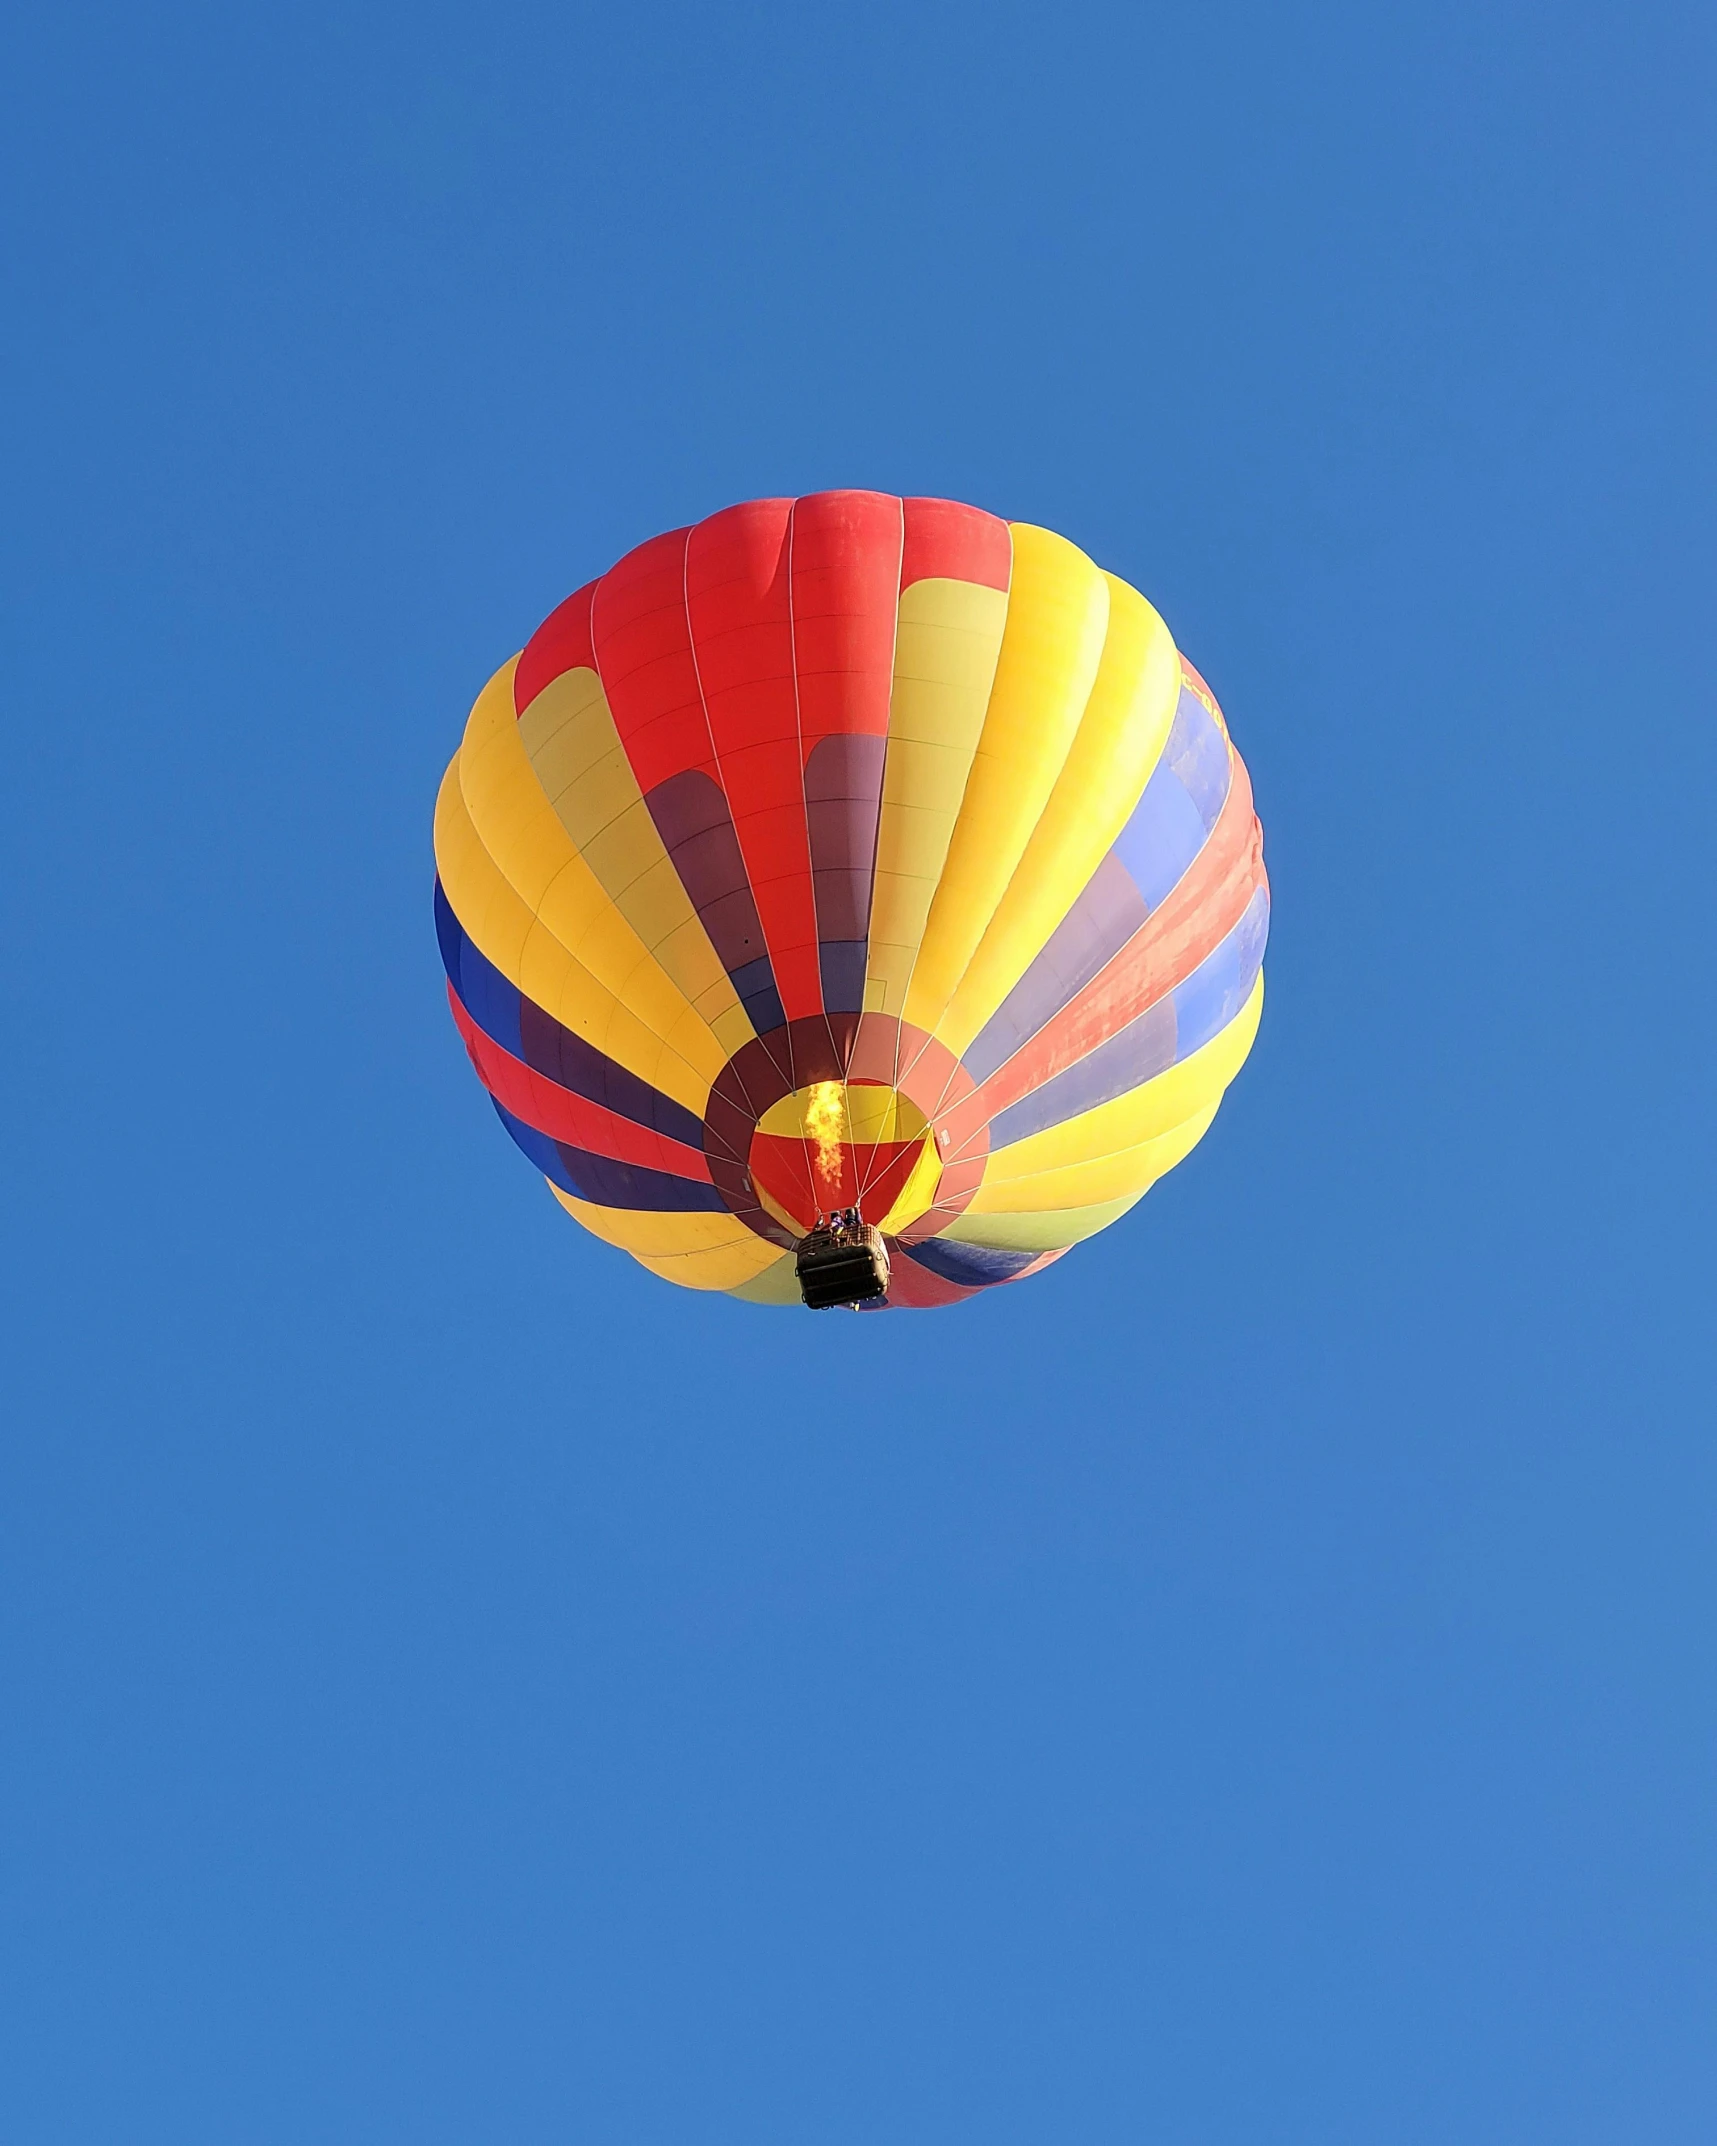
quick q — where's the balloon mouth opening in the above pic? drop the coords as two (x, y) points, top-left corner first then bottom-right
(749, 1080), (933, 1232)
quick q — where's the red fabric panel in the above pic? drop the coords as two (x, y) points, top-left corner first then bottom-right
(899, 497), (1012, 592)
(898, 1150), (988, 1240)
(449, 987), (713, 1182)
(789, 491), (903, 748)
(513, 579), (598, 714)
(685, 500), (823, 1019)
(744, 1127), (820, 1229)
(591, 527), (714, 795)
(881, 1245), (981, 1308)
(1180, 654), (1221, 714)
(939, 754), (1267, 1158)
(745, 1133), (925, 1232)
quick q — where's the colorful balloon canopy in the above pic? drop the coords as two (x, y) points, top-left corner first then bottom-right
(433, 492), (1267, 1308)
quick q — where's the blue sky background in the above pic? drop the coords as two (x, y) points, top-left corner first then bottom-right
(3, 3), (1713, 2139)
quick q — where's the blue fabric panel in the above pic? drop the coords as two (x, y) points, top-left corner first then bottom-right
(904, 1237), (1041, 1287)
(988, 999), (1179, 1152)
(491, 1102), (728, 1212)
(1165, 683), (1232, 831)
(1167, 885), (1269, 1061)
(959, 689), (1230, 1090)
(819, 939), (869, 1015)
(963, 854), (1150, 1086)
(437, 878), (705, 1148)
(435, 877), (523, 1059)
(986, 886), (1268, 1151)
(1110, 689), (1229, 908)
(731, 955), (787, 1036)
(515, 1000), (706, 1147)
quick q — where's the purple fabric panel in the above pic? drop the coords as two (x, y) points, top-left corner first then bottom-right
(492, 1102), (727, 1213)
(959, 687), (1232, 1088)
(806, 730), (886, 1018)
(806, 732), (886, 942)
(1109, 688), (1229, 906)
(1165, 885), (1269, 1060)
(1164, 684), (1231, 829)
(516, 998), (708, 1147)
(985, 887), (1268, 1151)
(986, 999), (1179, 1151)
(962, 853), (1149, 1085)
(644, 766), (777, 986)
(819, 940), (868, 1016)
(905, 1236), (1041, 1287)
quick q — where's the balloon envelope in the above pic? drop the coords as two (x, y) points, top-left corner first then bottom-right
(433, 492), (1267, 1308)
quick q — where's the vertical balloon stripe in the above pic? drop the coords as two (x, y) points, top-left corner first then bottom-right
(939, 751), (1264, 1157)
(516, 665), (753, 1058)
(435, 875), (522, 1059)
(865, 577), (1010, 1019)
(789, 491), (903, 748)
(899, 497), (1012, 591)
(879, 1243), (981, 1308)
(513, 578), (598, 713)
(960, 854), (1151, 1086)
(589, 528), (713, 792)
(904, 1236), (1045, 1286)
(935, 1190), (1147, 1255)
(450, 989), (716, 1179)
(436, 882), (709, 1145)
(901, 525), (1110, 1047)
(492, 1100), (730, 1212)
(962, 1101), (1221, 1216)
(592, 524), (791, 1041)
(628, 1241), (790, 1291)
(807, 732), (887, 1013)
(454, 656), (733, 1092)
(1110, 682), (1231, 901)
(789, 491), (903, 1020)
(545, 1193), (777, 1291)
(977, 1009), (1260, 1186)
(930, 572), (1180, 1072)
(959, 681), (1234, 1083)
(1169, 886), (1268, 1066)
(985, 897), (1267, 1150)
(434, 761), (716, 1118)
(642, 770), (786, 1035)
(723, 1256), (802, 1305)
(684, 500), (823, 1023)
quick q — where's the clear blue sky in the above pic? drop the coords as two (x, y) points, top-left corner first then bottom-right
(3, 3), (1712, 2139)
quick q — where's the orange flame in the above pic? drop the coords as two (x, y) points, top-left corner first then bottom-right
(803, 1080), (846, 1190)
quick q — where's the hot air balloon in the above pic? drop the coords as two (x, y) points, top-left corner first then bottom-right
(433, 493), (1267, 1309)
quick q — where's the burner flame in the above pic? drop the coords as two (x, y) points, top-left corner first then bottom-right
(803, 1080), (847, 1190)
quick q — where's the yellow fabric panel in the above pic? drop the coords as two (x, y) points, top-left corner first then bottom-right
(903, 526), (1111, 1043)
(965, 1102), (1220, 1214)
(631, 1240), (786, 1291)
(937, 1190), (1145, 1253)
(755, 1086), (928, 1141)
(455, 661), (728, 1092)
(875, 1132), (943, 1235)
(983, 973), (1264, 1183)
(724, 1255), (801, 1306)
(865, 579), (1010, 1019)
(755, 1181), (803, 1238)
(517, 668), (751, 1055)
(434, 762), (711, 1116)
(548, 1187), (765, 1263)
(935, 573), (1180, 1059)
